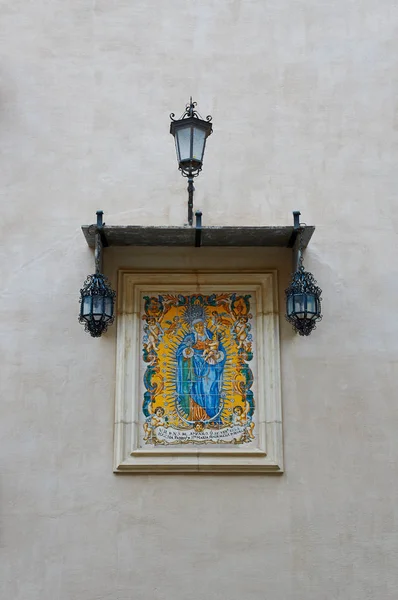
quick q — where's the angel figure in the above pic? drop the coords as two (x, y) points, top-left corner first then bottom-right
(164, 316), (180, 336)
(233, 316), (251, 350)
(143, 406), (166, 441)
(211, 310), (232, 332)
(143, 317), (163, 352)
(232, 401), (255, 439)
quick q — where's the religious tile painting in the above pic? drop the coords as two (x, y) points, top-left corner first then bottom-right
(114, 271), (283, 472)
(139, 292), (257, 446)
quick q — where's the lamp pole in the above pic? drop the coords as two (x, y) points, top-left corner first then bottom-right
(187, 174), (194, 227)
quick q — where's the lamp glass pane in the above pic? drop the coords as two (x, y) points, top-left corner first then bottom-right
(192, 127), (206, 162)
(176, 125), (192, 162)
(294, 293), (305, 318)
(174, 137), (180, 163)
(82, 295), (92, 318)
(306, 294), (316, 316)
(287, 295), (294, 317)
(104, 297), (113, 318)
(92, 295), (104, 321)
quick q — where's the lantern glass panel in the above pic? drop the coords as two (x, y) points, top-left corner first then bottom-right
(92, 295), (104, 321)
(306, 294), (317, 318)
(287, 295), (294, 317)
(176, 125), (192, 163)
(82, 295), (92, 319)
(104, 297), (113, 318)
(192, 127), (206, 162)
(294, 293), (305, 318)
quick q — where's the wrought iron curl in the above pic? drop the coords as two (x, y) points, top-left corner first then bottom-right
(285, 268), (322, 299)
(185, 98), (197, 116)
(170, 98), (213, 123)
(180, 167), (201, 178)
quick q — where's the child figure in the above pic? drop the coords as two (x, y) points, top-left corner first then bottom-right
(143, 406), (166, 441)
(165, 316), (180, 336)
(211, 310), (231, 331)
(234, 316), (250, 350)
(144, 317), (163, 352)
(202, 338), (221, 363)
(232, 402), (255, 439)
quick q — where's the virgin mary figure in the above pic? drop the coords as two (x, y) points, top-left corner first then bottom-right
(176, 305), (226, 424)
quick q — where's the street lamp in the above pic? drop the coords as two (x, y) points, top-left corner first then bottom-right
(170, 98), (213, 226)
(285, 226), (322, 336)
(79, 211), (116, 337)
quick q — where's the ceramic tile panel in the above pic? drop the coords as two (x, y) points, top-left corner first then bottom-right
(114, 272), (283, 473)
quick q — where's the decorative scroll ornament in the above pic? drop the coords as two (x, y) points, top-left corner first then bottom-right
(169, 97), (212, 123)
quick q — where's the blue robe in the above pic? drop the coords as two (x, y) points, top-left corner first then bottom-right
(176, 329), (226, 423)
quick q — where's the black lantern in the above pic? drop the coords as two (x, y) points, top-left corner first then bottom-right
(170, 98), (213, 226)
(285, 229), (322, 336)
(79, 211), (116, 337)
(79, 273), (115, 337)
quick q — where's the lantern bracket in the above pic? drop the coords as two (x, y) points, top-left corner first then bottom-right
(195, 210), (202, 247)
(79, 210), (116, 337)
(285, 211), (322, 336)
(96, 210), (109, 248)
(289, 210), (305, 273)
(88, 210), (108, 275)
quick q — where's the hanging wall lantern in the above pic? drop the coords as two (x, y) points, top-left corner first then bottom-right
(79, 211), (116, 337)
(285, 223), (322, 336)
(170, 98), (213, 226)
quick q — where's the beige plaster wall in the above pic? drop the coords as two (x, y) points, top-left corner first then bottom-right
(1, 1), (398, 598)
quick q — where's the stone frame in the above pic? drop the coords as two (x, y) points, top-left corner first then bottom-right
(114, 271), (283, 473)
